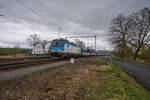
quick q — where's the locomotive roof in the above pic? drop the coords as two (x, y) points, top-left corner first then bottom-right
(52, 38), (69, 42)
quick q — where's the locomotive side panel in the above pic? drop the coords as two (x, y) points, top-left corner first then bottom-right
(64, 44), (81, 54)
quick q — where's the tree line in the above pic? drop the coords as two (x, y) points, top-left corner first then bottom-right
(110, 6), (150, 60)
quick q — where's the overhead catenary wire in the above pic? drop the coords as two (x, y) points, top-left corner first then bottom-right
(66, 35), (97, 50)
(0, 4), (4, 8)
(15, 0), (62, 31)
(1, 0), (62, 31)
(0, 0), (5, 9)
(16, 0), (44, 19)
(0, 1), (5, 16)
(1, 0), (101, 44)
(0, 0), (21, 23)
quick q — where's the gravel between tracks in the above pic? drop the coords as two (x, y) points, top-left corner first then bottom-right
(0, 61), (69, 82)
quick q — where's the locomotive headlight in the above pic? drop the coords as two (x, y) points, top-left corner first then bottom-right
(50, 49), (55, 52)
(58, 49), (64, 53)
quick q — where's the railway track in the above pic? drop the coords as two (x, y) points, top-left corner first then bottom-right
(0, 55), (93, 71)
(0, 56), (52, 62)
(0, 57), (63, 71)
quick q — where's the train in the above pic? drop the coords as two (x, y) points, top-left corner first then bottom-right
(49, 38), (109, 57)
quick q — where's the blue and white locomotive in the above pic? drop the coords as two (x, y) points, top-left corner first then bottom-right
(49, 38), (109, 57)
(50, 38), (82, 57)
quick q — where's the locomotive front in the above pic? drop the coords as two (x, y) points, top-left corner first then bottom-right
(50, 39), (68, 56)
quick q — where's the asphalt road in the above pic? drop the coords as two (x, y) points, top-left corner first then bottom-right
(104, 56), (150, 92)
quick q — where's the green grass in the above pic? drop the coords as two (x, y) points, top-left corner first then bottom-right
(87, 63), (150, 100)
(113, 56), (150, 65)
(0, 48), (32, 55)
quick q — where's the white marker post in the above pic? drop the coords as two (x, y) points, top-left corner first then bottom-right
(70, 58), (75, 64)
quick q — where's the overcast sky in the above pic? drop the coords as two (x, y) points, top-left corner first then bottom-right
(0, 0), (149, 49)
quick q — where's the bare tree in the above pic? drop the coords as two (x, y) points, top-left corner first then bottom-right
(26, 34), (41, 47)
(128, 7), (150, 60)
(109, 14), (133, 58)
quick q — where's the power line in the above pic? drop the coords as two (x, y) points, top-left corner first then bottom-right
(0, 0), (20, 23)
(0, 3), (4, 17)
(15, 0), (60, 30)
(16, 0), (44, 19)
(0, 4), (4, 9)
(66, 35), (97, 50)
(0, 0), (8, 9)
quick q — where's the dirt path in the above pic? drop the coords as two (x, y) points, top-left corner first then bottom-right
(106, 57), (150, 92)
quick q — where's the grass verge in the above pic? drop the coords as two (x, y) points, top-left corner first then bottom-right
(87, 63), (150, 100)
(0, 48), (32, 56)
(113, 56), (150, 65)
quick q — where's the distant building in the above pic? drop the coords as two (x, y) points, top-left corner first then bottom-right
(32, 40), (51, 54)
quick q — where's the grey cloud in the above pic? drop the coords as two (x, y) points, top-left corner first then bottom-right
(0, 0), (149, 48)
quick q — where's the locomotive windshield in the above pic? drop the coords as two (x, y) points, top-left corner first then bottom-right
(51, 39), (68, 47)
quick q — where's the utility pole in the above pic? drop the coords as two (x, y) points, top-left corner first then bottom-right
(58, 32), (60, 39)
(95, 35), (96, 51)
(57, 26), (62, 39)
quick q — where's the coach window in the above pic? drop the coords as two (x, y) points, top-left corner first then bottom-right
(43, 46), (45, 49)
